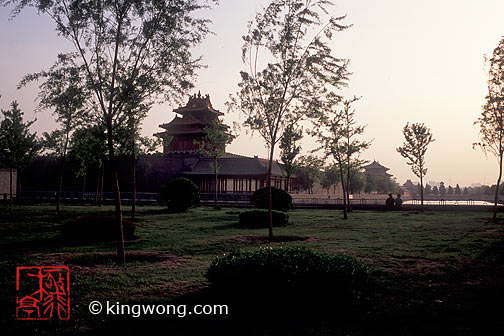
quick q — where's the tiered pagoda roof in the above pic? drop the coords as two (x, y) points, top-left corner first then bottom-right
(362, 160), (392, 177)
(158, 92), (223, 136)
(173, 91), (223, 116)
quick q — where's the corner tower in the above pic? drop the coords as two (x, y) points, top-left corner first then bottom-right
(156, 92), (224, 153)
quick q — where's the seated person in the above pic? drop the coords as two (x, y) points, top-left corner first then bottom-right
(385, 194), (395, 210)
(395, 194), (403, 209)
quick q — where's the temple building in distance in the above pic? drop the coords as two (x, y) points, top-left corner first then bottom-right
(155, 92), (292, 193)
(362, 161), (392, 178)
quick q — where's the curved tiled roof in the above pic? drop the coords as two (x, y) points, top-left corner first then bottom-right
(173, 92), (223, 116)
(362, 160), (390, 170)
(183, 154), (285, 177)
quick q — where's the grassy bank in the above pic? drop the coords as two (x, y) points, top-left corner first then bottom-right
(0, 205), (503, 335)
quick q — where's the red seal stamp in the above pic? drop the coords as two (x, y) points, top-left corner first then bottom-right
(16, 266), (70, 320)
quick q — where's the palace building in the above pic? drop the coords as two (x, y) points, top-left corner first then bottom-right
(155, 92), (292, 194)
(362, 160), (392, 178)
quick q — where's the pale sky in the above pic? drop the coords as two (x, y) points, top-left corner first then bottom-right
(1, 0), (504, 187)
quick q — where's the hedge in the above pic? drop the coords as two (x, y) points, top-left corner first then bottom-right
(250, 186), (292, 212)
(238, 209), (289, 228)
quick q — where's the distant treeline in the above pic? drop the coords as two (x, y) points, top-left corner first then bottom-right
(20, 154), (179, 194)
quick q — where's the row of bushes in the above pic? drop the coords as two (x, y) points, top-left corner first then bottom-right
(63, 209), (289, 242)
(157, 178), (294, 213)
(63, 181), (293, 242)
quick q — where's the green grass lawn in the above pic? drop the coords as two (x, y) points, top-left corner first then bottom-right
(1, 205), (503, 335)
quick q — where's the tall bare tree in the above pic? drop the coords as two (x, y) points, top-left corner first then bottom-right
(229, 0), (350, 240)
(397, 122), (435, 207)
(474, 36), (504, 221)
(4, 0), (215, 263)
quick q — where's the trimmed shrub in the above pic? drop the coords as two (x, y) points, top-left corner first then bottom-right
(63, 216), (135, 242)
(206, 246), (370, 303)
(157, 178), (200, 212)
(251, 186), (292, 212)
(238, 209), (289, 228)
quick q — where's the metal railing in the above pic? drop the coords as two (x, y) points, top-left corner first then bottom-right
(10, 191), (504, 208)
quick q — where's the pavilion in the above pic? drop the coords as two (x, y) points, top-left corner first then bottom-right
(155, 92), (292, 193)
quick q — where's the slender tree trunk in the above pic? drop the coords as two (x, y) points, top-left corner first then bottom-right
(214, 158), (218, 209)
(420, 174), (424, 209)
(99, 160), (104, 207)
(346, 169), (352, 212)
(106, 122), (125, 264)
(95, 166), (100, 205)
(9, 164), (13, 207)
(81, 174), (86, 205)
(267, 145), (275, 242)
(338, 163), (347, 219)
(56, 134), (69, 212)
(17, 172), (21, 205)
(131, 153), (136, 221)
(56, 156), (65, 212)
(493, 150), (503, 221)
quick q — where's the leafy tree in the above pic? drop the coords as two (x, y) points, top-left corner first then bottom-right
(474, 37), (504, 221)
(229, 0), (350, 239)
(315, 98), (370, 218)
(23, 57), (87, 212)
(447, 185), (454, 195)
(432, 185), (439, 195)
(0, 101), (40, 206)
(364, 174), (398, 194)
(396, 122), (435, 207)
(347, 166), (366, 194)
(279, 124), (303, 191)
(5, 0), (216, 263)
(294, 155), (324, 194)
(69, 125), (107, 205)
(340, 97), (371, 211)
(424, 183), (432, 195)
(455, 184), (462, 195)
(439, 181), (446, 196)
(320, 164), (340, 194)
(194, 119), (235, 209)
(115, 113), (161, 219)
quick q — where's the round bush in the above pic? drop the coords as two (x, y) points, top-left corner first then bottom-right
(63, 216), (135, 242)
(238, 209), (289, 228)
(206, 246), (370, 302)
(250, 186), (292, 212)
(157, 178), (200, 212)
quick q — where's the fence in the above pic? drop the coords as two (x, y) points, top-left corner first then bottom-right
(9, 191), (504, 209)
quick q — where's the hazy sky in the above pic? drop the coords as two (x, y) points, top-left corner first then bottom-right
(1, 0), (504, 187)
